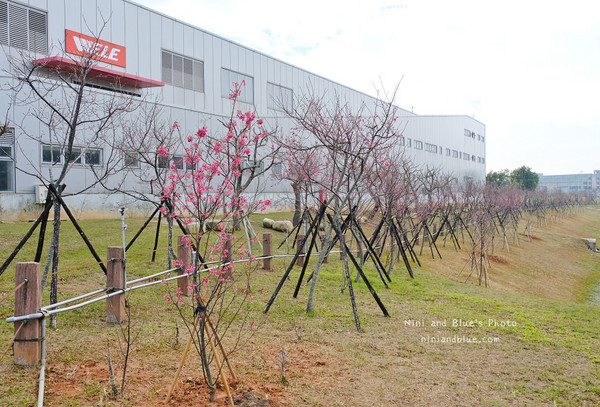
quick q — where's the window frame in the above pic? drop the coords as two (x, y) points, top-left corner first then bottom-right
(124, 151), (141, 169)
(221, 68), (254, 104)
(0, 1), (48, 53)
(41, 144), (103, 166)
(267, 82), (293, 112)
(162, 49), (205, 93)
(0, 126), (15, 192)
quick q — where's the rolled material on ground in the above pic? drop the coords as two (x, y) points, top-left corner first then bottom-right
(272, 220), (293, 233)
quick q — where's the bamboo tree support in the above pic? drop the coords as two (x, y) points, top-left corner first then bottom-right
(126, 202), (163, 252)
(152, 210), (162, 262)
(205, 320), (234, 406)
(350, 214), (391, 284)
(166, 304), (236, 404)
(328, 213), (390, 317)
(340, 236), (361, 333)
(197, 294), (237, 381)
(0, 321), (25, 363)
(166, 315), (200, 402)
(0, 198), (53, 278)
(389, 220), (414, 278)
(47, 184), (107, 274)
(34, 192), (53, 262)
(264, 202), (327, 314)
(293, 203), (326, 297)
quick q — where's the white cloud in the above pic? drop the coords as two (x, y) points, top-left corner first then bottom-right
(137, 0), (600, 174)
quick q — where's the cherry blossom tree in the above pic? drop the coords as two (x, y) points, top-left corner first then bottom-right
(156, 86), (272, 402)
(282, 88), (405, 313)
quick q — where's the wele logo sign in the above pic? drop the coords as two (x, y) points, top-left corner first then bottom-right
(65, 29), (126, 68)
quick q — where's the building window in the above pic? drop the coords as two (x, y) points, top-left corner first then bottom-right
(222, 68), (254, 104)
(471, 155), (476, 162)
(445, 148), (451, 156)
(481, 135), (485, 143)
(439, 145), (443, 155)
(272, 163), (282, 175)
(162, 50), (204, 92)
(158, 155), (169, 169)
(425, 143), (437, 153)
(464, 129), (471, 137)
(407, 138), (412, 148)
(172, 155), (184, 170)
(84, 148), (102, 166)
(158, 154), (185, 170)
(42, 144), (62, 164)
(452, 150), (458, 158)
(241, 158), (264, 172)
(42, 144), (102, 166)
(68, 147), (83, 164)
(463, 153), (470, 161)
(267, 82), (293, 112)
(124, 151), (140, 168)
(0, 1), (47, 53)
(414, 140), (423, 150)
(0, 126), (14, 191)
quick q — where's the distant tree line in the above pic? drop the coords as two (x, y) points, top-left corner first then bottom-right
(486, 166), (539, 190)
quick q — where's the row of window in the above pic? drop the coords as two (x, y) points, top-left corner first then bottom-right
(42, 144), (103, 166)
(0, 0), (47, 53)
(161, 50), (293, 110)
(464, 128), (485, 143)
(1, 1), (290, 111)
(401, 137), (485, 164)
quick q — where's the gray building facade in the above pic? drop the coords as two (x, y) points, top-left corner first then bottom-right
(0, 0), (486, 217)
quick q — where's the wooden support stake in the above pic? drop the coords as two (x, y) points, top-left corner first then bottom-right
(296, 234), (305, 267)
(106, 247), (126, 324)
(14, 262), (41, 366)
(177, 235), (191, 297)
(263, 233), (272, 270)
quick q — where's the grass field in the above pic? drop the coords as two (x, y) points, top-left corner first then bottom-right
(0, 206), (599, 406)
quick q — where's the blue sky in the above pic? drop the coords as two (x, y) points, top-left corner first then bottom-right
(137, 0), (600, 175)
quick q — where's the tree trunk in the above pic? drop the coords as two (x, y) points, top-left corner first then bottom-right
(199, 320), (216, 402)
(306, 222), (334, 314)
(167, 216), (174, 269)
(50, 199), (61, 329)
(292, 182), (302, 226)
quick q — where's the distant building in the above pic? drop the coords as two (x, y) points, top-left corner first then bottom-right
(537, 171), (600, 192)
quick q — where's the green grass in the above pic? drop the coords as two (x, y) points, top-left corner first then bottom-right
(0, 208), (599, 405)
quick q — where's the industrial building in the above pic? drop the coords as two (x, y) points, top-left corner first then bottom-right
(0, 0), (486, 217)
(538, 171), (600, 193)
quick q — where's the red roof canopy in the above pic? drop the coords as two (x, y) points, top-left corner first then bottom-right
(33, 56), (164, 89)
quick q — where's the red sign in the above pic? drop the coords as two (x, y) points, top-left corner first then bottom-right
(65, 29), (126, 68)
